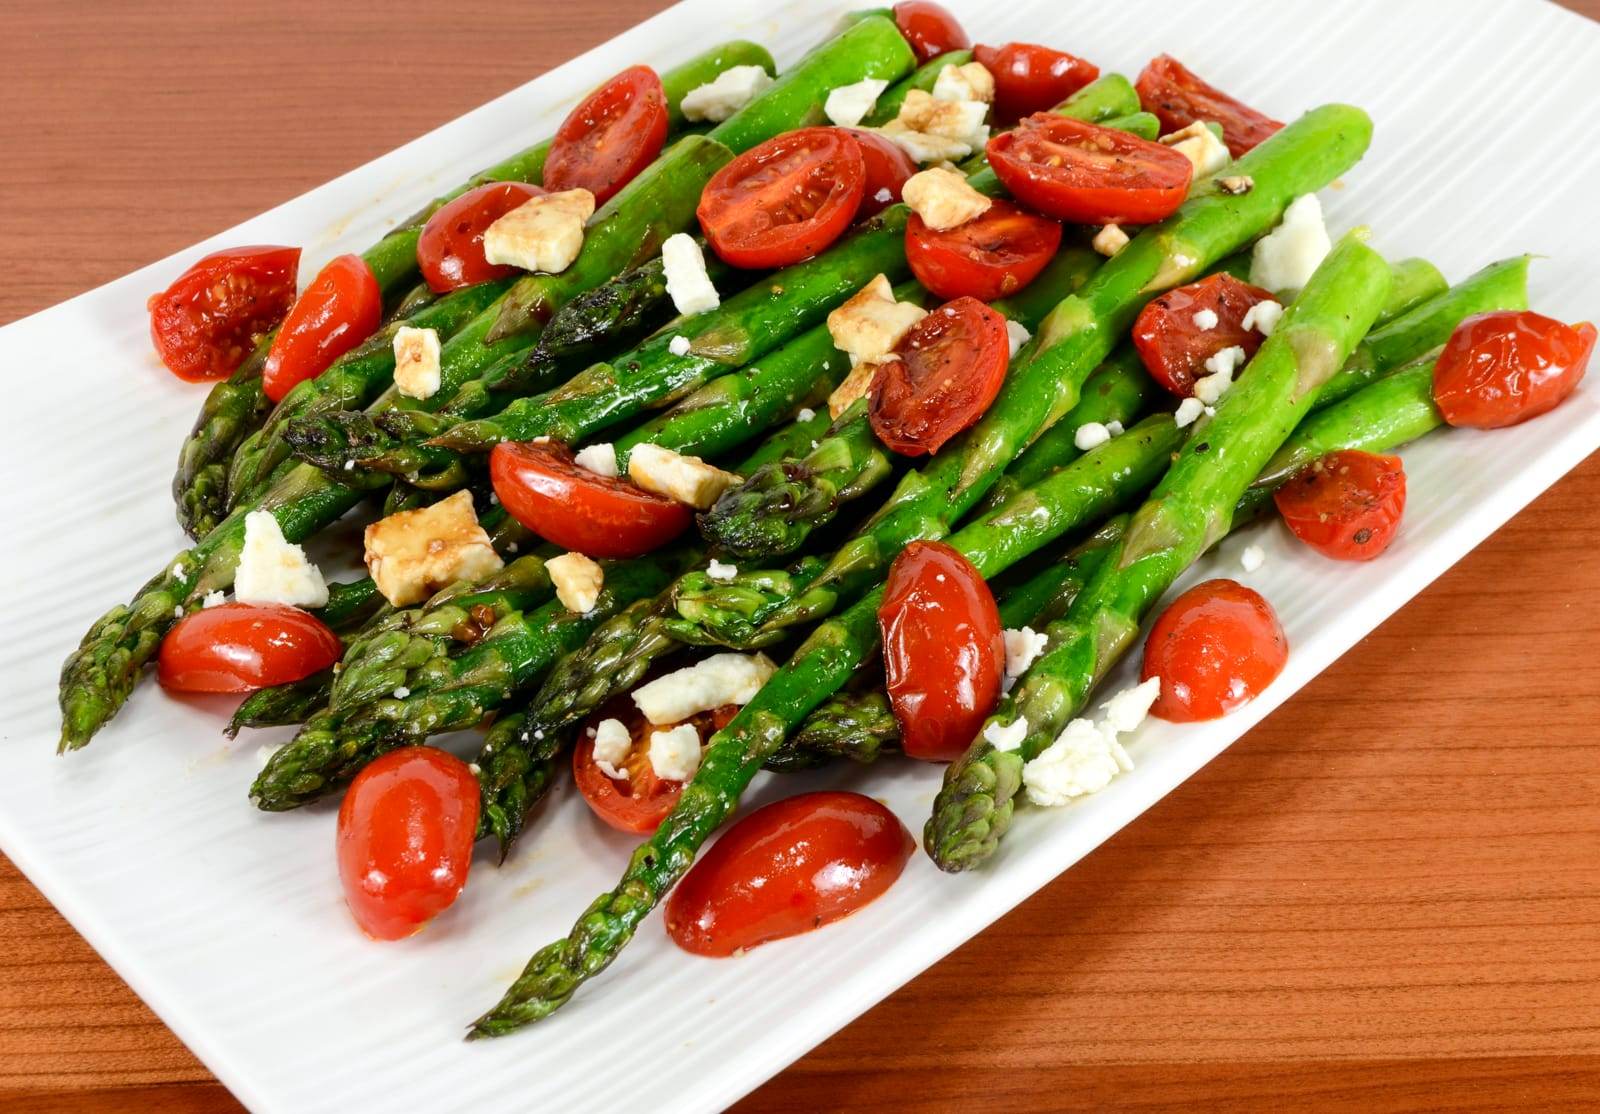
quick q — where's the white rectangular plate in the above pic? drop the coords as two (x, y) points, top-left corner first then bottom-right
(3, 0), (1598, 1109)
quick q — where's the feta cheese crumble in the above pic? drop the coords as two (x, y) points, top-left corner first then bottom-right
(983, 717), (1028, 752)
(902, 166), (991, 231)
(201, 590), (227, 609)
(827, 359), (878, 418)
(1193, 345), (1246, 405)
(482, 188), (595, 275)
(706, 559), (738, 582)
(392, 325), (442, 400)
(1242, 299), (1284, 337)
(1159, 121), (1229, 178)
(1240, 543), (1266, 572)
(592, 717), (632, 780)
(573, 442), (618, 478)
(1192, 308), (1219, 331)
(631, 652), (777, 725)
(681, 65), (773, 122)
(236, 511), (329, 608)
(827, 274), (927, 368)
(1250, 194), (1331, 294)
(931, 61), (995, 104)
(668, 334), (692, 356)
(1021, 678), (1159, 806)
(362, 490), (502, 606)
(648, 723), (703, 782)
(796, 407), (816, 423)
(1099, 676), (1160, 735)
(1006, 319), (1031, 358)
(1174, 396), (1207, 428)
(1092, 224), (1130, 257)
(1074, 421), (1113, 451)
(1003, 626), (1048, 692)
(628, 443), (741, 510)
(548, 552), (604, 614)
(660, 232), (720, 316)
(823, 77), (889, 128)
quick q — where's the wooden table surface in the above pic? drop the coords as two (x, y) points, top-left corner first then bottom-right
(6, 2), (1600, 1110)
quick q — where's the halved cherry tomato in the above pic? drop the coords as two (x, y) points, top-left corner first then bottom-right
(665, 790), (914, 956)
(147, 245), (300, 381)
(841, 128), (918, 219)
(157, 602), (341, 694)
(417, 181), (545, 293)
(573, 700), (736, 834)
(870, 296), (1011, 456)
(906, 198), (1063, 302)
(542, 65), (668, 206)
(879, 541), (1004, 761)
(337, 747), (479, 940)
(892, 2), (971, 62)
(986, 114), (1194, 225)
(1142, 579), (1287, 722)
(1274, 450), (1407, 561)
(1135, 54), (1283, 158)
(697, 128), (866, 269)
(1132, 273), (1277, 397)
(262, 254), (382, 402)
(1432, 311), (1596, 430)
(489, 440), (690, 558)
(974, 42), (1100, 123)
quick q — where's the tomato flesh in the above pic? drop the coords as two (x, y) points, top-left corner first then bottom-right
(986, 114), (1193, 225)
(157, 602), (341, 694)
(489, 440), (691, 558)
(841, 128), (918, 219)
(870, 296), (1011, 457)
(697, 128), (866, 269)
(574, 701), (735, 834)
(262, 254), (382, 402)
(1432, 311), (1595, 430)
(906, 198), (1062, 302)
(543, 65), (668, 206)
(418, 182), (545, 293)
(891, 2), (971, 62)
(974, 42), (1100, 123)
(665, 791), (914, 956)
(879, 541), (1004, 761)
(1135, 54), (1283, 158)
(336, 747), (479, 941)
(1274, 450), (1407, 561)
(147, 245), (300, 381)
(1132, 273), (1277, 397)
(1142, 579), (1287, 722)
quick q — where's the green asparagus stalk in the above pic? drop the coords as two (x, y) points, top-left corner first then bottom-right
(861, 50), (974, 126)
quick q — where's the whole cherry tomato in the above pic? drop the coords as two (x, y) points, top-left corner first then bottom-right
(879, 541), (1004, 761)
(1135, 54), (1283, 158)
(1432, 311), (1595, 429)
(840, 128), (918, 219)
(1132, 273), (1277, 396)
(337, 747), (479, 940)
(542, 65), (668, 206)
(1142, 579), (1288, 722)
(974, 42), (1100, 123)
(573, 701), (736, 834)
(417, 181), (545, 293)
(1274, 450), (1407, 561)
(891, 2), (971, 62)
(905, 198), (1063, 302)
(262, 253), (382, 402)
(986, 114), (1194, 225)
(147, 245), (300, 381)
(157, 603), (340, 694)
(870, 296), (1011, 456)
(665, 791), (914, 956)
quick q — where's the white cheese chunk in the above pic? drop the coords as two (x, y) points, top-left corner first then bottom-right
(1160, 121), (1230, 178)
(668, 334), (692, 356)
(627, 443), (741, 510)
(827, 358), (879, 419)
(201, 590), (227, 609)
(548, 551), (604, 614)
(1006, 319), (1031, 358)
(824, 77), (889, 128)
(932, 61), (995, 104)
(592, 717), (633, 780)
(632, 652), (777, 726)
(1106, 420), (1124, 436)
(680, 64), (774, 123)
(706, 558), (738, 582)
(1174, 396), (1207, 428)
(362, 489), (503, 607)
(1074, 422), (1113, 451)
(827, 274), (927, 368)
(1250, 193), (1331, 294)
(235, 511), (329, 608)
(902, 166), (991, 231)
(1242, 298), (1284, 337)
(1022, 718), (1131, 806)
(1192, 308), (1219, 331)
(1193, 345), (1246, 404)
(796, 407), (816, 423)
(897, 89), (989, 146)
(875, 119), (975, 164)
(573, 442), (618, 478)
(1240, 543), (1266, 573)
(983, 716), (1028, 752)
(1100, 677), (1161, 735)
(1092, 224), (1130, 257)
(648, 723), (703, 782)
(660, 233), (720, 316)
(482, 188), (595, 275)
(1003, 626), (1048, 693)
(392, 326), (442, 400)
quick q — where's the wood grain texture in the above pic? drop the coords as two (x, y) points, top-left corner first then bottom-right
(4, 2), (1599, 1110)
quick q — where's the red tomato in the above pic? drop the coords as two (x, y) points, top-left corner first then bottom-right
(489, 440), (691, 558)
(262, 254), (382, 403)
(417, 182), (545, 293)
(665, 791), (914, 956)
(892, 2), (971, 62)
(1274, 450), (1407, 561)
(147, 245), (300, 381)
(1135, 54), (1283, 159)
(986, 114), (1193, 225)
(542, 65), (668, 206)
(573, 702), (735, 834)
(1142, 579), (1288, 722)
(974, 42), (1100, 123)
(157, 603), (341, 694)
(336, 747), (479, 940)
(879, 541), (1004, 761)
(870, 297), (1011, 457)
(1432, 311), (1596, 430)
(905, 198), (1063, 302)
(697, 128), (866, 269)
(840, 128), (917, 219)
(1131, 273), (1277, 397)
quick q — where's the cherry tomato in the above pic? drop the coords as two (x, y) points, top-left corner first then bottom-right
(1432, 311), (1596, 430)
(840, 128), (918, 219)
(906, 198), (1063, 302)
(986, 114), (1194, 225)
(1135, 54), (1283, 158)
(417, 182), (546, 293)
(878, 541), (1004, 761)
(262, 254), (382, 403)
(336, 747), (479, 941)
(157, 603), (341, 694)
(665, 791), (914, 956)
(974, 42), (1100, 123)
(697, 128), (866, 269)
(147, 245), (300, 381)
(1132, 273), (1277, 397)
(1274, 450), (1407, 561)
(1142, 579), (1288, 722)
(489, 440), (690, 558)
(542, 65), (668, 206)
(870, 296), (1011, 457)
(891, 2), (971, 62)
(573, 701), (736, 834)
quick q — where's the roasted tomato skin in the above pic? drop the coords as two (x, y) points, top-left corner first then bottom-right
(1142, 579), (1288, 722)
(891, 2), (971, 62)
(542, 65), (668, 205)
(905, 199), (1063, 303)
(262, 253), (382, 402)
(985, 114), (1193, 225)
(157, 603), (341, 694)
(417, 182), (545, 292)
(1274, 450), (1407, 561)
(573, 701), (736, 834)
(1432, 311), (1595, 430)
(1132, 273), (1277, 396)
(147, 245), (300, 381)
(840, 128), (918, 219)
(1135, 54), (1283, 158)
(870, 297), (1011, 457)
(974, 42), (1100, 122)
(879, 541), (1004, 761)
(665, 791), (914, 956)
